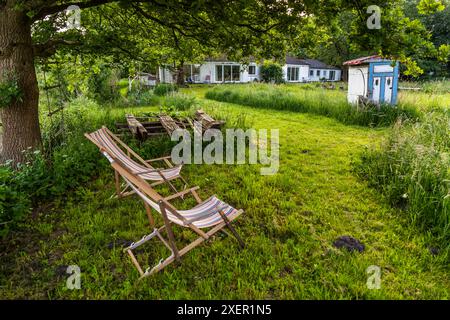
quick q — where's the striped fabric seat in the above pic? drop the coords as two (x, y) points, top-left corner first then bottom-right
(174, 196), (239, 228)
(88, 128), (182, 181)
(125, 176), (239, 229)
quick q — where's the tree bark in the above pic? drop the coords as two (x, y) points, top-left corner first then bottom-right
(0, 7), (42, 164)
(175, 60), (185, 86)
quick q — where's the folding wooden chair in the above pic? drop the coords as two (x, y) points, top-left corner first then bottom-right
(100, 150), (245, 278)
(85, 126), (189, 198)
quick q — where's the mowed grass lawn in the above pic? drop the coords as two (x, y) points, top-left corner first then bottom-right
(0, 86), (449, 299)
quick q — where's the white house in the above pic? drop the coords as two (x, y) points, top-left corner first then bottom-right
(159, 56), (341, 84)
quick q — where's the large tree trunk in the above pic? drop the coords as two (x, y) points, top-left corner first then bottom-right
(0, 7), (41, 164)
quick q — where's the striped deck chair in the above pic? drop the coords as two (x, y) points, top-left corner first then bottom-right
(101, 151), (245, 278)
(85, 126), (188, 198)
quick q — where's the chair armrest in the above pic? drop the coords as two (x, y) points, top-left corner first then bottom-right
(145, 155), (172, 162)
(164, 186), (200, 201)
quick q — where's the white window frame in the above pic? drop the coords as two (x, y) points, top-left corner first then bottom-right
(215, 63), (241, 82)
(287, 65), (300, 82)
(329, 70), (336, 80)
(248, 65), (256, 75)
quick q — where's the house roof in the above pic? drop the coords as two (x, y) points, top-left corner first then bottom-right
(203, 55), (340, 70)
(286, 56), (340, 70)
(285, 56), (309, 66)
(343, 55), (384, 66)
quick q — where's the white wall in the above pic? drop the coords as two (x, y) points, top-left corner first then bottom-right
(200, 62), (259, 83)
(158, 67), (174, 84)
(159, 62), (341, 84)
(199, 63), (214, 83)
(307, 69), (341, 82)
(347, 66), (369, 104)
(283, 64), (309, 82)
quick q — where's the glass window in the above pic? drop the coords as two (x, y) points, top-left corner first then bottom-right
(215, 65), (223, 82)
(287, 67), (299, 81)
(224, 65), (232, 81)
(232, 65), (240, 81)
(248, 65), (256, 75)
(316, 70), (320, 76)
(310, 70), (314, 76)
(329, 70), (335, 80)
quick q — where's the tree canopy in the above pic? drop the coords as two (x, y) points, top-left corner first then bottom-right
(0, 0), (448, 163)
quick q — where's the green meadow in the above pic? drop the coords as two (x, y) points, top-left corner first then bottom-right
(0, 84), (449, 299)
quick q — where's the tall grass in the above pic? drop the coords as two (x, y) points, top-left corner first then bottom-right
(205, 84), (419, 127)
(400, 80), (450, 95)
(355, 110), (450, 244)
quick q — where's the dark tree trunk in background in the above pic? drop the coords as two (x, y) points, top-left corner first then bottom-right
(0, 7), (42, 164)
(176, 60), (185, 86)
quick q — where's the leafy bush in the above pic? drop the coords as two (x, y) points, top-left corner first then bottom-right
(0, 165), (31, 237)
(163, 93), (196, 111)
(154, 83), (178, 96)
(205, 84), (420, 127)
(0, 76), (23, 108)
(126, 89), (159, 106)
(1, 94), (178, 236)
(354, 110), (450, 243)
(88, 65), (121, 102)
(260, 61), (284, 84)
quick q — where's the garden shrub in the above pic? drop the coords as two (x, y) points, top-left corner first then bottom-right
(0, 165), (31, 237)
(163, 93), (196, 111)
(154, 83), (178, 96)
(1, 97), (113, 236)
(126, 89), (159, 106)
(260, 61), (284, 84)
(1, 94), (177, 236)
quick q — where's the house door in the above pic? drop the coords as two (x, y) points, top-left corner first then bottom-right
(384, 76), (393, 104)
(372, 77), (381, 103)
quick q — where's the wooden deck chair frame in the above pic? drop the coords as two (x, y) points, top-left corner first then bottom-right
(104, 152), (245, 279)
(85, 126), (190, 199)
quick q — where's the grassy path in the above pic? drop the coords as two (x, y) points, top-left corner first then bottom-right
(0, 89), (448, 299)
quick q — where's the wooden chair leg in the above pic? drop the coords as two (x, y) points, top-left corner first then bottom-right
(226, 223), (245, 249)
(144, 202), (155, 228)
(127, 249), (144, 276)
(219, 210), (245, 248)
(140, 214), (243, 279)
(114, 170), (121, 197)
(159, 202), (180, 262)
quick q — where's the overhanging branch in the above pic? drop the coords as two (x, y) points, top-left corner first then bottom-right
(33, 39), (81, 58)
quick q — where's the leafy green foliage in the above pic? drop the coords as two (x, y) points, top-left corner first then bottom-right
(154, 83), (178, 96)
(0, 77), (22, 108)
(126, 89), (159, 106)
(417, 0), (446, 14)
(0, 165), (31, 237)
(291, 0), (449, 78)
(259, 61), (284, 84)
(0, 97), (112, 236)
(162, 93), (196, 111)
